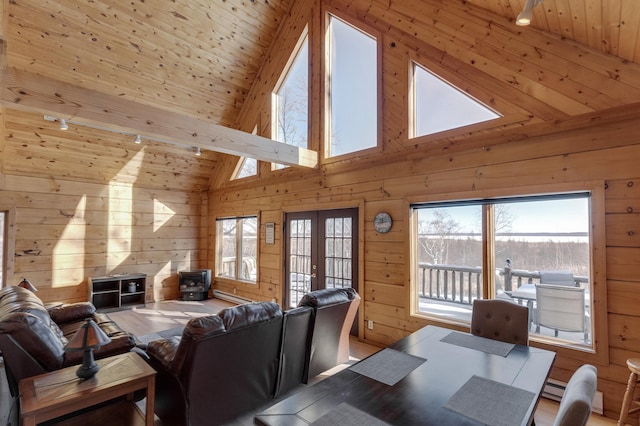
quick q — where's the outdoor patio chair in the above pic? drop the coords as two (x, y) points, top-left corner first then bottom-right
(539, 270), (575, 286)
(470, 299), (529, 345)
(535, 283), (589, 343)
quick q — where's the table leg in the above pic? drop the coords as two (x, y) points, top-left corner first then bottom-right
(145, 376), (155, 426)
(22, 415), (36, 426)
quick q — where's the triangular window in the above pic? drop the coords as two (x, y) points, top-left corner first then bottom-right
(232, 126), (258, 180)
(412, 63), (500, 137)
(272, 31), (309, 170)
(234, 158), (257, 179)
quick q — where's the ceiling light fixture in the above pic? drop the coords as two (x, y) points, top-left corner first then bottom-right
(195, 147), (201, 156)
(134, 134), (142, 144)
(59, 118), (69, 131)
(516, 0), (543, 26)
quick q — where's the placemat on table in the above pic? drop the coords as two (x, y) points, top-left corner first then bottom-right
(443, 375), (535, 426)
(441, 331), (515, 357)
(349, 348), (426, 386)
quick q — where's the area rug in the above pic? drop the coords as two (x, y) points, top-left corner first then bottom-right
(136, 326), (184, 345)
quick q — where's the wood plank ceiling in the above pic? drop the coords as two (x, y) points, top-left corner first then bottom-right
(467, 0), (640, 65)
(6, 0), (291, 127)
(2, 0), (639, 190)
(10, 0), (639, 133)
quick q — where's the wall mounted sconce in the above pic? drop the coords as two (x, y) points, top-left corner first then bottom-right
(516, 0), (543, 26)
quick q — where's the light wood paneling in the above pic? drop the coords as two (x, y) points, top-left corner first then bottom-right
(2, 172), (205, 304)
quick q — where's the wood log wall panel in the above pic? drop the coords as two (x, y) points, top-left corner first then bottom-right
(6, 0), (291, 127)
(2, 173), (204, 304)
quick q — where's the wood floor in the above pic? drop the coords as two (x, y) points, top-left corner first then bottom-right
(1, 297), (618, 425)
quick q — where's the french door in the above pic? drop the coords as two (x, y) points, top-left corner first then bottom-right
(284, 208), (359, 316)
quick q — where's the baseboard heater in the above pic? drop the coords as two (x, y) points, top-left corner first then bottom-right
(542, 378), (603, 415)
(212, 290), (254, 305)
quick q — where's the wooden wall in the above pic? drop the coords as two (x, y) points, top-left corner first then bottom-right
(1, 109), (211, 303)
(210, 0), (640, 419)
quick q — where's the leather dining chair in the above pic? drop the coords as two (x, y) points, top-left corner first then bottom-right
(553, 364), (597, 426)
(470, 299), (529, 345)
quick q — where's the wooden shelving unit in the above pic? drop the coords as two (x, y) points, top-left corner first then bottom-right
(88, 274), (147, 311)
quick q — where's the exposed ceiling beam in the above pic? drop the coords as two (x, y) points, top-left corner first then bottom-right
(0, 67), (318, 168)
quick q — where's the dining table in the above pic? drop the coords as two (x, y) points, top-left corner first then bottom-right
(255, 325), (556, 426)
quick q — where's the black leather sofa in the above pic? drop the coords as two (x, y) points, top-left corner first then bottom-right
(0, 285), (137, 396)
(145, 287), (361, 425)
(146, 302), (285, 425)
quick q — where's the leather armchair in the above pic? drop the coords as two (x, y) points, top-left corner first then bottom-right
(146, 301), (284, 426)
(0, 285), (136, 396)
(298, 287), (361, 382)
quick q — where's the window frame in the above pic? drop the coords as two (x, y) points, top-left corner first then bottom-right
(408, 182), (608, 365)
(322, 8), (383, 163)
(215, 215), (259, 285)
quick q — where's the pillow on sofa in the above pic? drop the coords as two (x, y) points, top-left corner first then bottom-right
(48, 302), (96, 324)
(0, 312), (67, 371)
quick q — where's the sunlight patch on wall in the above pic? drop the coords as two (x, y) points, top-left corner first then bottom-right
(154, 198), (176, 232)
(108, 183), (132, 271)
(107, 151), (144, 271)
(153, 261), (173, 301)
(52, 195), (86, 287)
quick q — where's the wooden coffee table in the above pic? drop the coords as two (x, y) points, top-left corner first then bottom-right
(19, 352), (156, 426)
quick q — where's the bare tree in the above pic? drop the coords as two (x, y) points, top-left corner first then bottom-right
(418, 209), (461, 264)
(473, 204), (514, 238)
(276, 77), (308, 149)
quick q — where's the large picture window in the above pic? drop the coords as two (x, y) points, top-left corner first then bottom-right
(412, 192), (594, 349)
(215, 216), (258, 283)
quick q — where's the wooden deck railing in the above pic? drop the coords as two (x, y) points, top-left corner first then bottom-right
(417, 263), (588, 305)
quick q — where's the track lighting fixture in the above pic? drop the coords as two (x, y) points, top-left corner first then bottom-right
(516, 0), (543, 26)
(59, 118), (68, 131)
(195, 147), (201, 156)
(134, 134), (142, 144)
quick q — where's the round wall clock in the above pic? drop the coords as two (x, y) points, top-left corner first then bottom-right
(373, 212), (393, 234)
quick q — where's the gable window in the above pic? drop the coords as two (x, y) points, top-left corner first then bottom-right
(233, 126), (259, 179)
(233, 157), (258, 180)
(411, 62), (500, 137)
(273, 32), (309, 170)
(326, 14), (378, 158)
(412, 192), (597, 351)
(215, 216), (257, 283)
